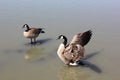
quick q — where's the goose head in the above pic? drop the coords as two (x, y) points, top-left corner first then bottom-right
(57, 35), (67, 46)
(22, 24), (30, 31)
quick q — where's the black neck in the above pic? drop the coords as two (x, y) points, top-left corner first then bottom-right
(26, 25), (30, 30)
(63, 36), (67, 46)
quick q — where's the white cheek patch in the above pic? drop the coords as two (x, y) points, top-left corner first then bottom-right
(60, 36), (63, 39)
(24, 24), (27, 27)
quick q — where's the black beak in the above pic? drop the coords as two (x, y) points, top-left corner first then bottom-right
(56, 36), (60, 40)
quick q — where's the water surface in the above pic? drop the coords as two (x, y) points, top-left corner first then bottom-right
(0, 0), (120, 80)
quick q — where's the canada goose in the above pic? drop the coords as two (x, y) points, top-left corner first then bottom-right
(22, 24), (45, 44)
(57, 30), (92, 66)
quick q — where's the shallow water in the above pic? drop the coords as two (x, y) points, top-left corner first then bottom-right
(0, 0), (120, 80)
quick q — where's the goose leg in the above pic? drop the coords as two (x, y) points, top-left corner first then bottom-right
(30, 38), (33, 44)
(34, 38), (36, 43)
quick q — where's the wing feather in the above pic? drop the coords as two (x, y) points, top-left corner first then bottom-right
(29, 28), (42, 34)
(70, 30), (92, 46)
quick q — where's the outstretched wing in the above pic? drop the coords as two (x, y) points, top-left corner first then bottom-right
(70, 30), (92, 46)
(63, 30), (92, 63)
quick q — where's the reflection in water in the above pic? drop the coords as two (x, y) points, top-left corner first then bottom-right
(77, 60), (102, 73)
(37, 38), (52, 45)
(58, 51), (102, 80)
(24, 38), (52, 61)
(24, 38), (52, 46)
(25, 47), (45, 61)
(83, 51), (102, 60)
(58, 67), (91, 80)
(80, 51), (102, 73)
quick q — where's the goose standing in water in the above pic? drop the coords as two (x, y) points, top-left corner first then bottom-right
(57, 30), (92, 66)
(22, 24), (45, 44)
